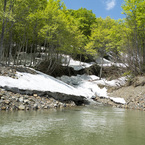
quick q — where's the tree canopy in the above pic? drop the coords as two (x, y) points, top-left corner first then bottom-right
(0, 0), (144, 75)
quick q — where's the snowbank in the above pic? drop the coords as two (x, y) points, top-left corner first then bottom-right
(62, 55), (94, 71)
(0, 72), (85, 97)
(62, 55), (126, 72)
(0, 71), (126, 104)
(58, 74), (126, 104)
(0, 55), (127, 105)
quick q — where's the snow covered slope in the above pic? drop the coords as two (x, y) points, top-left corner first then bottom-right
(0, 56), (127, 105)
(0, 70), (126, 104)
(0, 72), (85, 97)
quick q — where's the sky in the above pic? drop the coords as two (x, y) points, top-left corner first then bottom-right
(62, 0), (126, 20)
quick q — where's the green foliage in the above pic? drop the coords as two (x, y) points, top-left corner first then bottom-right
(0, 0), (88, 65)
(68, 8), (96, 37)
(2, 0), (144, 73)
(122, 0), (145, 74)
(85, 17), (126, 59)
(123, 70), (132, 77)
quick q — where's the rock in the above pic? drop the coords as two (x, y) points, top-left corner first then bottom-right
(29, 97), (35, 102)
(23, 99), (29, 104)
(71, 77), (80, 86)
(4, 100), (10, 105)
(12, 96), (16, 99)
(1, 106), (6, 110)
(44, 105), (49, 109)
(16, 98), (19, 102)
(1, 86), (88, 105)
(24, 95), (29, 99)
(1, 97), (5, 100)
(63, 104), (66, 107)
(33, 104), (38, 109)
(26, 107), (30, 110)
(36, 96), (41, 99)
(0, 93), (3, 98)
(132, 98), (135, 102)
(19, 97), (24, 102)
(0, 100), (4, 103)
(33, 94), (38, 97)
(54, 104), (58, 108)
(18, 104), (25, 110)
(70, 101), (76, 107)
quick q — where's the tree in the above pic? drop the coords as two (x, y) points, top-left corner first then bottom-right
(122, 0), (145, 74)
(86, 17), (125, 79)
(0, 0), (48, 65)
(68, 8), (96, 38)
(0, 0), (8, 62)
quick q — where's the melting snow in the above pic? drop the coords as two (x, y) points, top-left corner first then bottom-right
(0, 72), (84, 96)
(0, 56), (127, 104)
(62, 55), (94, 70)
(110, 97), (126, 104)
(62, 55), (126, 71)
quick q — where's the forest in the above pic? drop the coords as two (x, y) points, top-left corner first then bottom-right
(0, 0), (145, 75)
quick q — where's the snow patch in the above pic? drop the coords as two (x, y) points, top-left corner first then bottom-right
(96, 58), (127, 68)
(0, 72), (84, 97)
(62, 55), (94, 71)
(0, 58), (127, 105)
(62, 55), (126, 71)
(58, 74), (126, 104)
(110, 97), (126, 105)
(90, 76), (127, 87)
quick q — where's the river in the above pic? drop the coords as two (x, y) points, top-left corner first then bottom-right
(0, 105), (145, 145)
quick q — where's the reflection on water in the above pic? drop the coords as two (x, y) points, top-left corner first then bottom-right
(0, 105), (145, 145)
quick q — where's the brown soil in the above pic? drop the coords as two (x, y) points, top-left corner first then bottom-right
(95, 76), (145, 111)
(108, 76), (145, 101)
(36, 61), (101, 77)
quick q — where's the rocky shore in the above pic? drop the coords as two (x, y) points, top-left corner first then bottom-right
(1, 64), (145, 111)
(94, 95), (145, 111)
(0, 65), (78, 111)
(106, 78), (145, 111)
(0, 88), (76, 111)
(94, 75), (145, 111)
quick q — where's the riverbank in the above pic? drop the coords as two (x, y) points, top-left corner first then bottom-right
(92, 75), (145, 111)
(0, 65), (77, 111)
(0, 88), (76, 111)
(0, 64), (145, 111)
(107, 76), (145, 111)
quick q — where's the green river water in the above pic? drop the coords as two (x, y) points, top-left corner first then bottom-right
(0, 105), (145, 145)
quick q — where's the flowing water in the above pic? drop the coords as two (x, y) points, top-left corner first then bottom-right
(0, 105), (145, 145)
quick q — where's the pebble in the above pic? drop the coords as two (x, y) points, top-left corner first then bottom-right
(33, 104), (38, 109)
(94, 95), (145, 111)
(44, 105), (48, 109)
(19, 104), (25, 110)
(0, 88), (76, 111)
(19, 97), (24, 102)
(23, 99), (29, 104)
(33, 94), (37, 97)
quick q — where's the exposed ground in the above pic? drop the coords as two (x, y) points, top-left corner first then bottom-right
(0, 65), (78, 111)
(1, 63), (145, 111)
(107, 76), (145, 110)
(108, 76), (145, 100)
